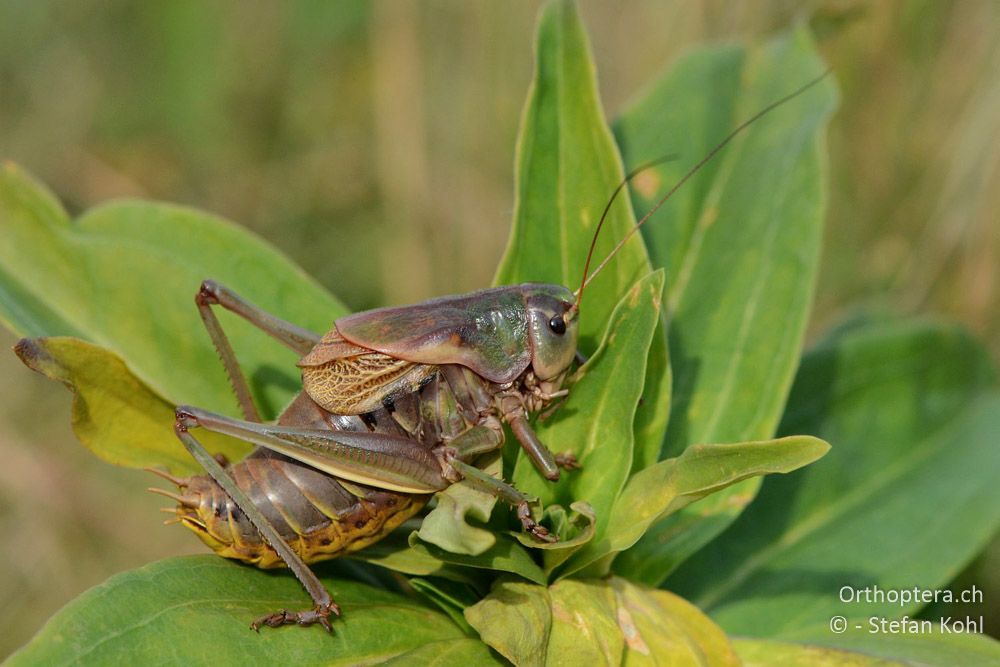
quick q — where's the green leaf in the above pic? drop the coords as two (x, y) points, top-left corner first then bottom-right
(465, 579), (552, 667)
(417, 452), (502, 556)
(776, 623), (1000, 667)
(406, 533), (546, 585)
(494, 0), (669, 481)
(408, 578), (478, 636)
(419, 481), (498, 556)
(666, 320), (1000, 637)
(611, 578), (739, 667)
(14, 337), (249, 475)
(545, 579), (623, 665)
(732, 638), (901, 666)
(513, 270), (664, 534)
(352, 491), (547, 584)
(348, 532), (483, 586)
(614, 26), (838, 575)
(352, 526), (545, 586)
(465, 578), (624, 667)
(576, 436), (830, 579)
(0, 163), (347, 420)
(614, 45), (745, 294)
(379, 639), (504, 666)
(620, 25), (836, 450)
(7, 555), (468, 666)
(466, 576), (741, 667)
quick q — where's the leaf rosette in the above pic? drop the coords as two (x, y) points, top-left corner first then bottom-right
(3, 2), (998, 666)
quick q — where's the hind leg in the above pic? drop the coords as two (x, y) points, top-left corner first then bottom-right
(173, 410), (339, 632)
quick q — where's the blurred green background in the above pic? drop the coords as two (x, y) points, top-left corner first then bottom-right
(0, 0), (997, 657)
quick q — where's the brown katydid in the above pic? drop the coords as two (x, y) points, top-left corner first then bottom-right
(146, 71), (830, 632)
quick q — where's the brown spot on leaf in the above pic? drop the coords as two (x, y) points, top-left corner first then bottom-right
(627, 280), (642, 308)
(617, 606), (650, 655)
(699, 205), (719, 229)
(634, 170), (661, 199)
(650, 285), (662, 311)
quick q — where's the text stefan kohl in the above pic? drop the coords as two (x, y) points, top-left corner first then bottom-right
(867, 615), (984, 634)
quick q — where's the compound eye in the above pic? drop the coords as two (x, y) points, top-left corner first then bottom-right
(548, 315), (566, 335)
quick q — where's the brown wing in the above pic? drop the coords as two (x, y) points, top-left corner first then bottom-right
(298, 329), (435, 415)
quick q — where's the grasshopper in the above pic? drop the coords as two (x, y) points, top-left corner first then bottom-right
(147, 73), (829, 632)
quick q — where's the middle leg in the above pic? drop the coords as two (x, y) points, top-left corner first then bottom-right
(194, 280), (322, 422)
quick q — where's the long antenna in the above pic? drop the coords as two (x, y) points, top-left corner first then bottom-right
(571, 69), (831, 314)
(566, 154), (677, 321)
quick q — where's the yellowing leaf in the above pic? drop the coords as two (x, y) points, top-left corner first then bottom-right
(14, 337), (249, 475)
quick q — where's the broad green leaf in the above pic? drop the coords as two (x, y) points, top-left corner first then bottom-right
(494, 0), (669, 481)
(614, 27), (838, 576)
(614, 45), (745, 294)
(465, 579), (552, 667)
(418, 452), (502, 556)
(777, 623), (1000, 666)
(621, 26), (835, 452)
(611, 578), (739, 667)
(7, 555), (466, 666)
(574, 436), (830, 579)
(545, 579), (623, 666)
(406, 532), (546, 585)
(419, 481), (497, 555)
(408, 578), (478, 635)
(513, 271), (664, 533)
(666, 321), (1000, 636)
(349, 530), (485, 586)
(379, 639), (504, 666)
(465, 578), (624, 667)
(352, 526), (546, 585)
(14, 336), (249, 474)
(733, 638), (900, 666)
(467, 576), (741, 667)
(0, 163), (347, 420)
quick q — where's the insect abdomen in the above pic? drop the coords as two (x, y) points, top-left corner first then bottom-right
(158, 368), (494, 567)
(175, 453), (428, 568)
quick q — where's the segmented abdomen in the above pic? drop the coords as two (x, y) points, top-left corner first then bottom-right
(176, 452), (427, 567)
(163, 365), (497, 567)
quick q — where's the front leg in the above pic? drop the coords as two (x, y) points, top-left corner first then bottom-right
(508, 413), (581, 481)
(555, 451), (581, 471)
(448, 459), (556, 543)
